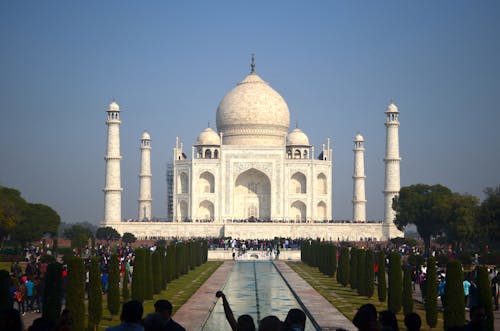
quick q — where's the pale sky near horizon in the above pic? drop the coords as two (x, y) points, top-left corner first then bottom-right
(1, 1), (499, 225)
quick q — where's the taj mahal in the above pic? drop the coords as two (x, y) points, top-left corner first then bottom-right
(101, 59), (403, 240)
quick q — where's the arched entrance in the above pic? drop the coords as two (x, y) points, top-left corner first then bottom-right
(234, 168), (271, 220)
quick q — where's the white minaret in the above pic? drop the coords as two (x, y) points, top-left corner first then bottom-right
(138, 131), (152, 221)
(352, 133), (366, 222)
(103, 100), (123, 225)
(383, 101), (402, 238)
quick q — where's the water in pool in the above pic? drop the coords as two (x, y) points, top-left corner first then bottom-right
(202, 261), (316, 330)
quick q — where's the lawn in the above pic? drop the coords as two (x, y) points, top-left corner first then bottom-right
(286, 261), (444, 331)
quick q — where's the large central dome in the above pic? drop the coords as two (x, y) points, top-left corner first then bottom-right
(216, 72), (290, 146)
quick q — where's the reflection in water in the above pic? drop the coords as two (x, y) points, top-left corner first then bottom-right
(202, 261), (315, 331)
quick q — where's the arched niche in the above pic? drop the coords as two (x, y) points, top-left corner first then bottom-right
(234, 168), (271, 220)
(290, 172), (306, 194)
(290, 200), (306, 221)
(198, 171), (215, 193)
(197, 200), (214, 220)
(317, 201), (327, 220)
(177, 200), (188, 221)
(178, 172), (189, 194)
(316, 173), (327, 195)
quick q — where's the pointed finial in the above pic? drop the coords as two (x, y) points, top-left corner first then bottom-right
(390, 97), (395, 104)
(251, 53), (255, 73)
(295, 121), (298, 129)
(208, 121), (210, 128)
(112, 96), (116, 102)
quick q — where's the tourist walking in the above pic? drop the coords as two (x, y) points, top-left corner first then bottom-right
(15, 281), (27, 316)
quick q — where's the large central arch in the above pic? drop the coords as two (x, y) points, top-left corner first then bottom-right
(234, 168), (271, 220)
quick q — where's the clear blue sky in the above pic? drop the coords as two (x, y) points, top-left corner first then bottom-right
(1, 1), (499, 224)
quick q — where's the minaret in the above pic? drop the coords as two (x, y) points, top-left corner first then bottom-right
(383, 101), (402, 238)
(103, 100), (123, 225)
(138, 131), (152, 221)
(352, 133), (366, 222)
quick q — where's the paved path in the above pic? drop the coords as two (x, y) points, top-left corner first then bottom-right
(173, 261), (235, 331)
(274, 261), (355, 331)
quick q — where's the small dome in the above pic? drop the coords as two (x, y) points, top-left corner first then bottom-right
(216, 72), (290, 146)
(287, 128), (310, 146)
(108, 100), (120, 111)
(385, 101), (398, 113)
(196, 127), (220, 145)
(354, 133), (364, 142)
(141, 131), (151, 140)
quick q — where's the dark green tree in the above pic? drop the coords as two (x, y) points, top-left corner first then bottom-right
(0, 270), (12, 316)
(445, 193), (480, 248)
(12, 203), (60, 245)
(357, 249), (367, 296)
(443, 260), (465, 329)
(402, 267), (414, 314)
(88, 256), (103, 331)
(424, 256), (438, 328)
(152, 250), (162, 294)
(365, 249), (375, 298)
(476, 266), (494, 331)
(122, 232), (137, 244)
(122, 266), (130, 302)
(63, 224), (92, 253)
(42, 262), (63, 325)
(478, 185), (500, 249)
(95, 226), (121, 241)
(107, 254), (120, 318)
(349, 247), (358, 290)
(393, 184), (454, 255)
(0, 186), (27, 243)
(65, 256), (85, 331)
(387, 252), (402, 313)
(331, 244), (338, 277)
(131, 248), (145, 302)
(338, 247), (349, 286)
(145, 250), (153, 299)
(377, 251), (387, 302)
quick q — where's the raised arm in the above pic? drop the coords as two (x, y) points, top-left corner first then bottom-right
(216, 290), (237, 331)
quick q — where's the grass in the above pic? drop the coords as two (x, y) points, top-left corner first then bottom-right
(286, 261), (444, 331)
(96, 261), (222, 330)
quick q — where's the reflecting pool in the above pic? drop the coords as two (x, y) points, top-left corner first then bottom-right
(202, 261), (316, 330)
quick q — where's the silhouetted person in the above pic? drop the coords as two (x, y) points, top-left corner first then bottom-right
(155, 299), (185, 331)
(0, 308), (23, 331)
(28, 317), (54, 331)
(404, 313), (421, 331)
(216, 290), (256, 331)
(353, 304), (379, 331)
(283, 308), (306, 331)
(55, 309), (73, 331)
(259, 315), (283, 331)
(463, 305), (487, 331)
(379, 310), (398, 331)
(106, 300), (144, 331)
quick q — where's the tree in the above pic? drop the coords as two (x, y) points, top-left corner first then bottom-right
(393, 184), (454, 255)
(95, 226), (121, 241)
(122, 265), (130, 302)
(65, 256), (85, 331)
(445, 193), (480, 248)
(402, 267), (414, 315)
(107, 254), (120, 318)
(478, 185), (500, 249)
(145, 250), (153, 300)
(425, 256), (438, 328)
(443, 260), (465, 330)
(122, 232), (137, 244)
(131, 248), (145, 302)
(0, 186), (27, 243)
(42, 262), (63, 325)
(349, 247), (358, 290)
(63, 224), (93, 252)
(377, 251), (387, 302)
(88, 256), (102, 331)
(476, 266), (494, 331)
(338, 247), (349, 287)
(152, 250), (162, 294)
(365, 249), (375, 298)
(387, 252), (402, 313)
(12, 203), (60, 245)
(357, 249), (366, 296)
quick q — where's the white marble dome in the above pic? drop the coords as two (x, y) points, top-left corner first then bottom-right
(196, 127), (220, 145)
(385, 101), (398, 113)
(142, 131), (151, 140)
(354, 133), (364, 142)
(216, 72), (290, 146)
(287, 128), (310, 146)
(108, 101), (120, 111)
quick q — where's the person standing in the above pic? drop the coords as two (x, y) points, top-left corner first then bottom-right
(15, 281), (27, 316)
(463, 276), (471, 309)
(492, 273), (499, 311)
(25, 277), (35, 312)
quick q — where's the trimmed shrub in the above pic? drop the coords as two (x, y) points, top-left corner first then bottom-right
(425, 256), (438, 328)
(338, 247), (349, 287)
(131, 248), (145, 303)
(107, 254), (120, 317)
(377, 251), (387, 302)
(387, 252), (402, 313)
(357, 249), (367, 296)
(152, 250), (161, 295)
(88, 256), (103, 331)
(443, 260), (465, 329)
(145, 250), (153, 300)
(402, 267), (414, 314)
(122, 266), (130, 302)
(477, 266), (494, 331)
(65, 256), (85, 331)
(42, 262), (63, 325)
(349, 247), (358, 290)
(365, 249), (375, 298)
(331, 245), (338, 277)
